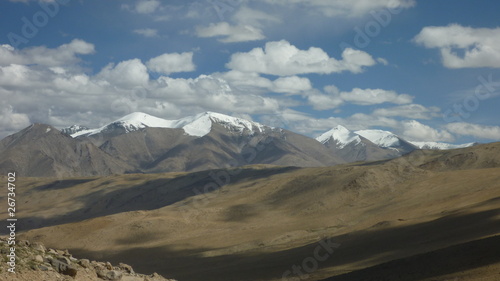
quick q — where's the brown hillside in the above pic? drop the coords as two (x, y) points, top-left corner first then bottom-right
(2, 142), (499, 281)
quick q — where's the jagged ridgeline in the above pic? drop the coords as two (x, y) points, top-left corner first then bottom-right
(0, 112), (476, 177)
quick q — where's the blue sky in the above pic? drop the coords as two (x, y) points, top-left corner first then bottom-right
(1, 0), (500, 144)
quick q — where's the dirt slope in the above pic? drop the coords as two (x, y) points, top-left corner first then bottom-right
(3, 142), (500, 281)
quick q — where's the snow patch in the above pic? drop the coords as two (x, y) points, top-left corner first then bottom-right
(355, 129), (401, 148)
(409, 141), (476, 150)
(316, 125), (361, 149)
(69, 111), (268, 138)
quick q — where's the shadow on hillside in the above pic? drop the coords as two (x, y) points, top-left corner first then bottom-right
(322, 235), (500, 281)
(15, 166), (299, 232)
(69, 208), (500, 281)
(34, 179), (96, 191)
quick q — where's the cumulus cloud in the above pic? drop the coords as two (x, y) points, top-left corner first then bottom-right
(0, 64), (35, 88)
(195, 22), (265, 43)
(272, 76), (312, 94)
(0, 104), (30, 131)
(0, 39), (94, 67)
(445, 122), (500, 140)
(151, 75), (280, 113)
(308, 85), (413, 110)
(373, 104), (440, 119)
(214, 70), (313, 95)
(307, 86), (343, 110)
(226, 40), (376, 76)
(258, 0), (416, 17)
(341, 88), (413, 105)
(97, 59), (149, 88)
(277, 109), (401, 136)
(307, 94), (343, 111)
(0, 40), (291, 139)
(414, 24), (500, 68)
(400, 120), (454, 142)
(146, 52), (196, 75)
(216, 70), (274, 92)
(133, 28), (159, 37)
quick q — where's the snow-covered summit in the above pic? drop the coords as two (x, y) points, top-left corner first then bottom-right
(317, 126), (474, 153)
(68, 111), (268, 138)
(61, 125), (90, 135)
(316, 125), (361, 149)
(409, 141), (476, 150)
(354, 129), (402, 148)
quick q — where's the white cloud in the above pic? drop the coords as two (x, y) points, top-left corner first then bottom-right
(0, 40), (289, 138)
(0, 104), (30, 131)
(277, 109), (401, 136)
(308, 86), (413, 110)
(308, 94), (343, 111)
(400, 120), (454, 142)
(414, 24), (500, 68)
(0, 39), (94, 67)
(232, 7), (281, 27)
(0, 64), (34, 87)
(135, 0), (160, 14)
(226, 40), (376, 76)
(341, 88), (413, 105)
(373, 104), (440, 119)
(97, 59), (149, 88)
(377, 58), (389, 65)
(195, 22), (265, 43)
(272, 76), (312, 94)
(258, 0), (416, 17)
(151, 75), (281, 114)
(445, 122), (500, 140)
(215, 70), (313, 95)
(146, 52), (196, 75)
(216, 70), (274, 92)
(133, 28), (159, 37)
(307, 86), (343, 110)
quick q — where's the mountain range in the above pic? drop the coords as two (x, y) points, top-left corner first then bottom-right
(0, 112), (476, 177)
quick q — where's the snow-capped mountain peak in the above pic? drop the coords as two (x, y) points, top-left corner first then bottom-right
(354, 129), (402, 148)
(316, 125), (361, 149)
(409, 141), (476, 150)
(61, 125), (90, 135)
(67, 111), (268, 138)
(183, 111), (265, 136)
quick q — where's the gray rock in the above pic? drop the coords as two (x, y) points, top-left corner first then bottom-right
(48, 248), (58, 255)
(18, 240), (30, 247)
(50, 257), (78, 277)
(97, 269), (123, 280)
(105, 261), (113, 270)
(119, 262), (135, 274)
(78, 258), (91, 268)
(31, 242), (46, 253)
(121, 276), (145, 281)
(35, 255), (44, 263)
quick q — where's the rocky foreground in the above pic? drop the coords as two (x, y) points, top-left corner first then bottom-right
(0, 236), (177, 281)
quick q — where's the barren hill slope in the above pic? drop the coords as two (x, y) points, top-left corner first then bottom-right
(0, 124), (134, 177)
(4, 142), (500, 281)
